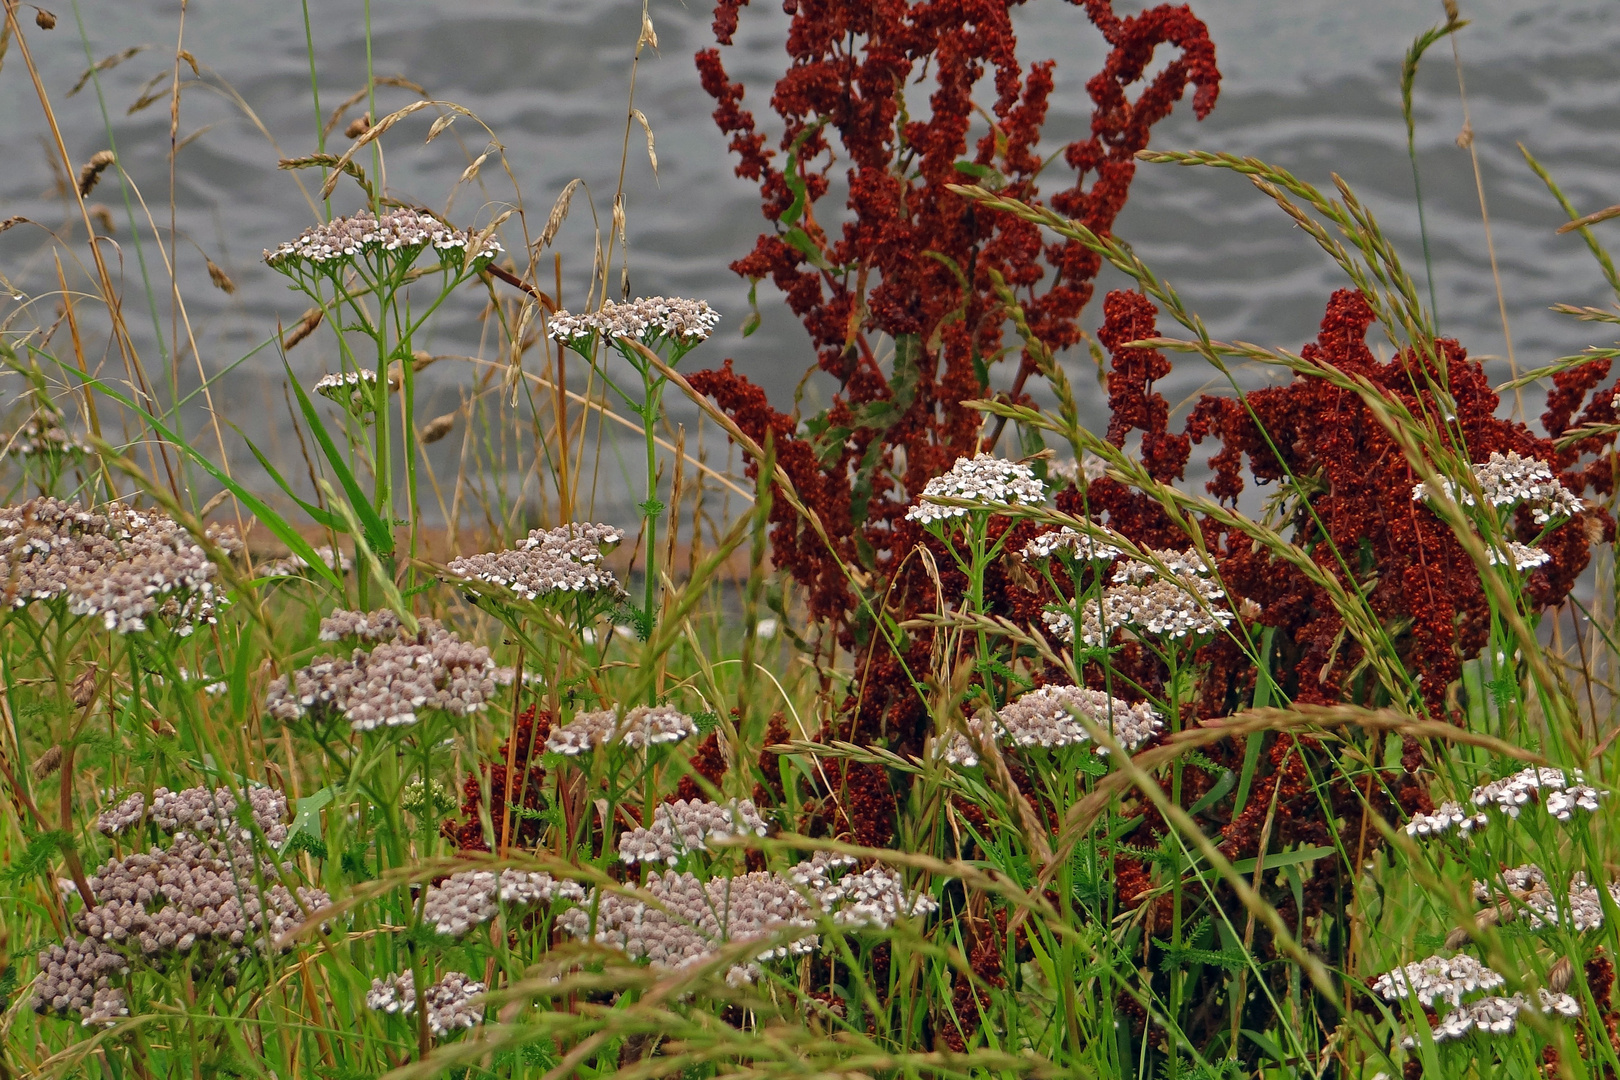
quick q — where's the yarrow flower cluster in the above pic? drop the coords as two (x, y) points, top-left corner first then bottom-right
(96, 785), (288, 847)
(1470, 766), (1602, 821)
(1043, 548), (1232, 647)
(264, 208), (501, 272)
(422, 869), (584, 937)
(545, 705), (699, 755)
(0, 497), (238, 635)
(905, 454), (1045, 525)
(1046, 454), (1108, 489)
(547, 296), (721, 349)
(556, 855), (932, 986)
(265, 610), (497, 731)
(1407, 767), (1602, 842)
(1412, 450), (1584, 526)
(815, 865), (939, 928)
(1403, 800), (1488, 839)
(558, 870), (818, 986)
(1421, 991), (1581, 1045)
(6, 408), (86, 461)
(312, 370), (379, 414)
(937, 684), (1163, 767)
(317, 607), (433, 643)
(365, 970), (487, 1037)
(1473, 864), (1620, 932)
(618, 799), (770, 865)
(444, 523), (625, 602)
(1487, 540), (1551, 572)
(1374, 949), (1581, 1047)
(32, 789), (331, 1025)
(1020, 525), (1123, 564)
(32, 939), (129, 1027)
(1374, 953), (1506, 1007)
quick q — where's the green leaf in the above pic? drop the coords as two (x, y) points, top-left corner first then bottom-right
(282, 786), (335, 850)
(1228, 844), (1338, 876)
(284, 831), (329, 860)
(1188, 769), (1236, 816)
(783, 226), (831, 271)
(2, 830), (71, 883)
(284, 359), (395, 557)
(234, 424), (344, 532)
(319, 478), (413, 630)
(1232, 626), (1277, 816)
(779, 119), (828, 227)
(742, 277), (763, 338)
(56, 366), (342, 589)
(952, 160), (1006, 190)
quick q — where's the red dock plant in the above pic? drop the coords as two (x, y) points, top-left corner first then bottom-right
(692, 0), (1220, 745)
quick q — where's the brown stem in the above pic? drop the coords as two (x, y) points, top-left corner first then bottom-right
(483, 263), (557, 312)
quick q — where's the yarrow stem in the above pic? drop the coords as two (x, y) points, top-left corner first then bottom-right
(265, 207), (504, 598)
(547, 298), (719, 671)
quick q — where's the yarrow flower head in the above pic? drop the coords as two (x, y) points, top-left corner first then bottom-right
(264, 208), (501, 274)
(547, 297), (720, 351)
(421, 869), (583, 937)
(0, 497), (237, 635)
(905, 454), (1045, 526)
(1469, 766), (1602, 821)
(5, 406), (86, 462)
(444, 523), (625, 603)
(1399, 989), (1582, 1047)
(312, 370), (379, 415)
(937, 684), (1161, 766)
(1412, 450), (1583, 526)
(1046, 454), (1108, 489)
(265, 612), (497, 732)
(545, 704), (699, 755)
(1020, 525), (1123, 564)
(1051, 548), (1233, 645)
(1472, 864), (1620, 932)
(618, 799), (770, 865)
(556, 857), (931, 986)
(1403, 800), (1488, 839)
(60, 791), (331, 984)
(1487, 540), (1551, 571)
(365, 969), (487, 1038)
(1373, 953), (1506, 1008)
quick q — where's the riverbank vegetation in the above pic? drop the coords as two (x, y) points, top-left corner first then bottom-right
(1, 1), (1617, 1077)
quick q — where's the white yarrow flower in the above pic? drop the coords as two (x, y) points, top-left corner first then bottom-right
(906, 454), (1045, 525)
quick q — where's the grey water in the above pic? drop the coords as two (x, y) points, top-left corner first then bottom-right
(2, 0), (1619, 526)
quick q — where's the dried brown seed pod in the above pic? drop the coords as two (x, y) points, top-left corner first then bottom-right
(206, 258), (236, 295)
(420, 413), (456, 444)
(35, 9), (57, 29)
(345, 113), (372, 140)
(282, 307), (324, 349)
(77, 151), (115, 197)
(71, 668), (97, 707)
(31, 745), (62, 780)
(1549, 955), (1574, 993)
(1444, 904), (1502, 951)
